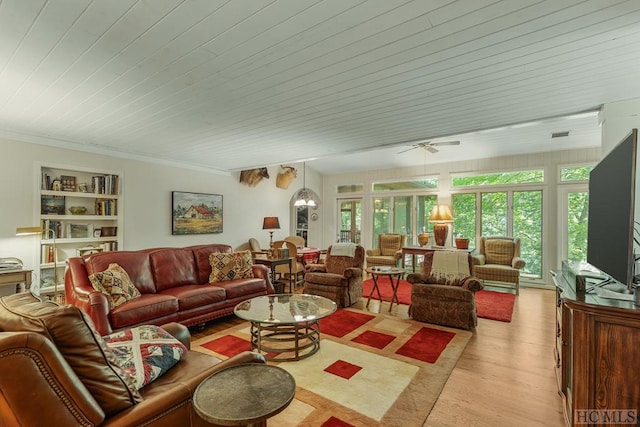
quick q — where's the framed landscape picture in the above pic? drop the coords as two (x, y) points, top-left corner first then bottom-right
(172, 191), (223, 235)
(41, 195), (65, 215)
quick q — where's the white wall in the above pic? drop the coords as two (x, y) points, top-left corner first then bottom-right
(0, 138), (321, 293)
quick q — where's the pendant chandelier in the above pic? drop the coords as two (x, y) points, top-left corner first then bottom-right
(294, 162), (316, 207)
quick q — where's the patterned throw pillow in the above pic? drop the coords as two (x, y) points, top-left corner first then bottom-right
(209, 250), (254, 283)
(103, 325), (188, 390)
(89, 263), (142, 309)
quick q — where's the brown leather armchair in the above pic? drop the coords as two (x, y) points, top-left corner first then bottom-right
(0, 292), (265, 427)
(366, 233), (406, 268)
(472, 236), (526, 295)
(303, 244), (364, 307)
(407, 251), (483, 330)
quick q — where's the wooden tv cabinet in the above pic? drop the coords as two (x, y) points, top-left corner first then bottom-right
(552, 271), (640, 426)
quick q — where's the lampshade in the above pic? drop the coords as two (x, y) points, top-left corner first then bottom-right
(16, 226), (42, 236)
(262, 217), (281, 230)
(428, 205), (453, 222)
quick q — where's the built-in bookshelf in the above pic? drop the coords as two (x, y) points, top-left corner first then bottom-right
(36, 162), (123, 301)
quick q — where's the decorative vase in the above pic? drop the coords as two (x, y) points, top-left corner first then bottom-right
(455, 238), (470, 249)
(417, 233), (429, 247)
(433, 224), (448, 247)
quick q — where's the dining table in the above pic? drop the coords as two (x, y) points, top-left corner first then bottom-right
(297, 247), (321, 265)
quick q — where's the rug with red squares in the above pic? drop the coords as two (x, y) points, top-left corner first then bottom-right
(192, 308), (471, 427)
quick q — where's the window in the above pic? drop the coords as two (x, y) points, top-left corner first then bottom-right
(560, 166), (592, 182)
(566, 190), (589, 261)
(393, 196), (412, 245)
(417, 195), (438, 235)
(337, 184), (364, 193)
(295, 206), (308, 245)
(557, 165), (592, 264)
(453, 170), (543, 187)
(338, 199), (361, 243)
(372, 194), (438, 248)
(372, 198), (391, 247)
(513, 190), (542, 277)
(450, 170), (544, 279)
(452, 193), (477, 249)
(373, 178), (438, 192)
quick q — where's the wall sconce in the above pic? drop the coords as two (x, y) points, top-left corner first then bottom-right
(428, 205), (453, 247)
(262, 217), (280, 247)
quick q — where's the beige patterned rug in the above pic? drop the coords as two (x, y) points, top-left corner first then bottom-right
(192, 308), (471, 427)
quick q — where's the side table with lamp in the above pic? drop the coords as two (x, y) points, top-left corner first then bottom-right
(262, 216), (280, 248)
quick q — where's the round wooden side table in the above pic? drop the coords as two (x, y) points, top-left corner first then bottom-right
(193, 363), (296, 426)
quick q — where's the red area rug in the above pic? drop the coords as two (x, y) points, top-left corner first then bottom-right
(395, 326), (456, 363)
(474, 289), (517, 322)
(321, 309), (375, 338)
(363, 279), (516, 322)
(362, 278), (412, 305)
(192, 308), (471, 426)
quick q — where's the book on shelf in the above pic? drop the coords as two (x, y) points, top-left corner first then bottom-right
(95, 198), (117, 215)
(41, 219), (65, 239)
(100, 241), (118, 251)
(91, 175), (120, 195)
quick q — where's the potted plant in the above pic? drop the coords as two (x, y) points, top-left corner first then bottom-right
(455, 235), (470, 249)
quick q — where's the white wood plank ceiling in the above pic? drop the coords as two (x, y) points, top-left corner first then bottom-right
(0, 0), (639, 174)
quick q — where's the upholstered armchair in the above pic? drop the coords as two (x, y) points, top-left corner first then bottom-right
(303, 243), (364, 307)
(407, 251), (483, 330)
(366, 233), (406, 268)
(284, 235), (306, 248)
(272, 240), (305, 286)
(472, 236), (526, 295)
(249, 237), (268, 258)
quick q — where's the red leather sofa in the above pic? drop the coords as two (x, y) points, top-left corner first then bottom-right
(65, 244), (274, 336)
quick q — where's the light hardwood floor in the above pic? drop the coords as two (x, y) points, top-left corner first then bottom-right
(192, 286), (566, 426)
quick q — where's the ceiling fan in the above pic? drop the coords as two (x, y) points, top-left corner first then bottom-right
(397, 140), (460, 154)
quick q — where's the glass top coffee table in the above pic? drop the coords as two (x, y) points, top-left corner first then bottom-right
(234, 294), (337, 362)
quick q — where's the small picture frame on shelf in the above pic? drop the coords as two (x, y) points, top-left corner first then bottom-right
(93, 229), (102, 238)
(78, 183), (89, 193)
(51, 179), (62, 191)
(69, 223), (90, 239)
(101, 226), (117, 237)
(60, 175), (77, 192)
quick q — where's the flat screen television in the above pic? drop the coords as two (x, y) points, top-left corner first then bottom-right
(587, 128), (639, 293)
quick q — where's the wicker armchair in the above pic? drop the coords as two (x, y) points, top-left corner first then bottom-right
(407, 251), (483, 330)
(303, 244), (364, 307)
(366, 234), (406, 268)
(472, 236), (526, 295)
